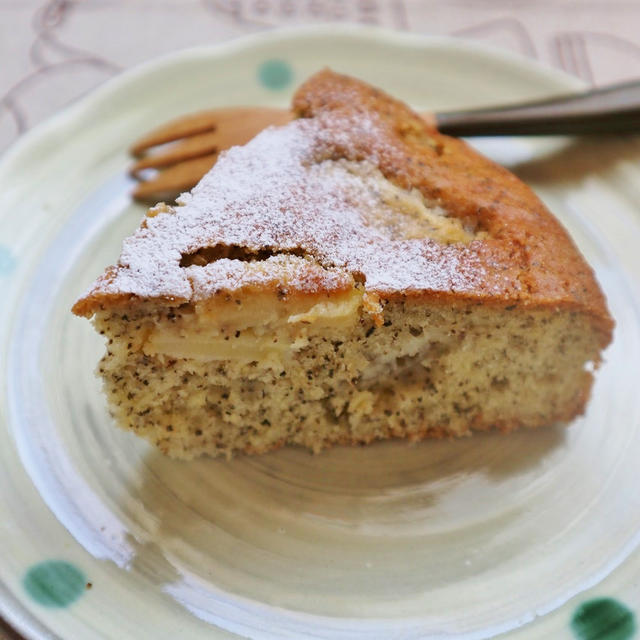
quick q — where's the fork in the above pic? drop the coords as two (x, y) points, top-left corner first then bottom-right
(129, 79), (640, 203)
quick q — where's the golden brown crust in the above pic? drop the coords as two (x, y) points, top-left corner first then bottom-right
(292, 70), (613, 342)
(73, 69), (613, 354)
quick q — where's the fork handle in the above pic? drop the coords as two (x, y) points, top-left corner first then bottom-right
(435, 79), (640, 136)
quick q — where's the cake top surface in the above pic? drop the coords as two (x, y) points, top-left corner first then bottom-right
(73, 70), (611, 332)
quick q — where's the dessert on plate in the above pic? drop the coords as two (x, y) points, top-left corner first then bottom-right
(73, 70), (613, 459)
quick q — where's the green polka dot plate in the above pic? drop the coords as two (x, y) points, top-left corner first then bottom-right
(1, 26), (639, 639)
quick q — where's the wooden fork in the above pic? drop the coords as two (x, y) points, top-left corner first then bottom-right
(130, 107), (293, 202)
(129, 80), (640, 203)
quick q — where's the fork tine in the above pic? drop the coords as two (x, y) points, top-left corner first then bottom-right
(130, 131), (219, 174)
(132, 154), (218, 202)
(130, 110), (219, 156)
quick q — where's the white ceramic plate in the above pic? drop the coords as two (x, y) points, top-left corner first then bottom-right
(1, 26), (639, 640)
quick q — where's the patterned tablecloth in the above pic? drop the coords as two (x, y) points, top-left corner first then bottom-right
(2, 0), (640, 155)
(1, 2), (640, 639)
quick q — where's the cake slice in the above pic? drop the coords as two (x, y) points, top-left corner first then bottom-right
(72, 70), (614, 459)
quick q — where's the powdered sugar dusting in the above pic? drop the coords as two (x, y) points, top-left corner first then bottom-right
(82, 113), (498, 306)
(187, 254), (353, 299)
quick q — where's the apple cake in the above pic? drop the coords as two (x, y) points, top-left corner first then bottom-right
(72, 70), (614, 459)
